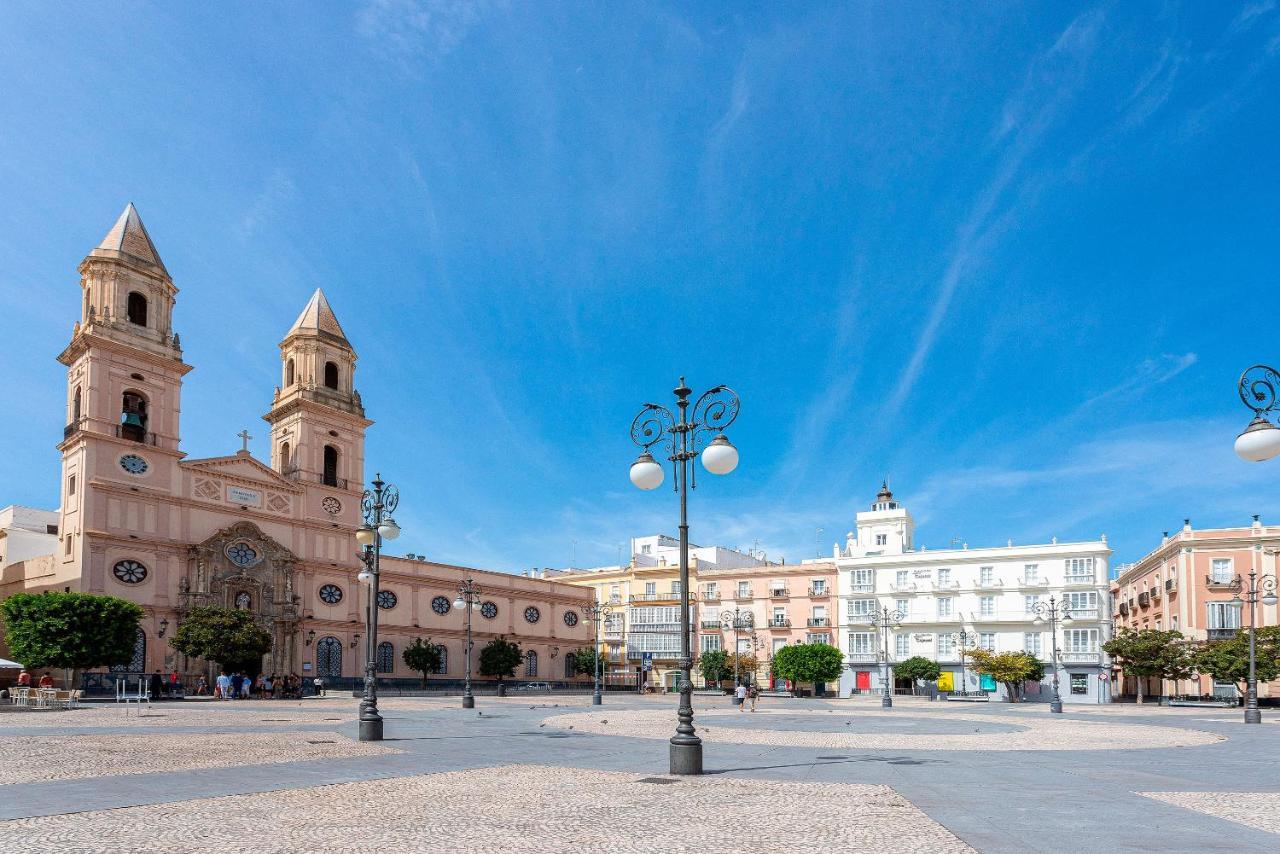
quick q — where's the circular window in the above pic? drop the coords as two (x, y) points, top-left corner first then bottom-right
(234, 591), (251, 610)
(226, 542), (259, 567)
(431, 596), (451, 615)
(563, 611), (578, 627)
(112, 559), (147, 584)
(318, 584), (343, 605)
(322, 496), (342, 515)
(524, 606), (541, 624)
(480, 601), (498, 619)
(119, 454), (148, 475)
(377, 590), (398, 610)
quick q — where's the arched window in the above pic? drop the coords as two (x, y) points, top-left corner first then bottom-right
(322, 445), (339, 486)
(110, 628), (147, 673)
(376, 641), (394, 673)
(126, 292), (148, 327)
(435, 644), (448, 674)
(525, 650), (538, 677)
(121, 391), (148, 442)
(565, 652), (577, 679)
(72, 387), (82, 422)
(315, 636), (343, 678)
(323, 361), (339, 390)
(285, 358), (295, 387)
(280, 441), (291, 473)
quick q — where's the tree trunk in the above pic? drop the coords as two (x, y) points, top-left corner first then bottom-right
(1136, 681), (1144, 704)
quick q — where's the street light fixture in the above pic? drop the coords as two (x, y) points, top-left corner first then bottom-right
(720, 607), (755, 691)
(581, 601), (615, 705)
(949, 629), (978, 697)
(867, 605), (904, 708)
(454, 578), (482, 709)
(1031, 596), (1073, 713)
(1228, 568), (1279, 724)
(629, 377), (741, 776)
(1234, 365), (1280, 462)
(355, 473), (400, 741)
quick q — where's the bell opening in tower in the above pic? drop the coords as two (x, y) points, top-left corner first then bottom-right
(126, 291), (148, 327)
(120, 391), (148, 442)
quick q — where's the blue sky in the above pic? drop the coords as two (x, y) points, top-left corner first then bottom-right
(1, 2), (1278, 573)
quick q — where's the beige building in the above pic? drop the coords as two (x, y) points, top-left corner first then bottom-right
(0, 204), (593, 689)
(1111, 517), (1280, 701)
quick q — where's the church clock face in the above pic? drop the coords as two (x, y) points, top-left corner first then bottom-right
(431, 596), (451, 615)
(480, 601), (498, 619)
(119, 454), (148, 475)
(322, 496), (342, 515)
(318, 584), (343, 605)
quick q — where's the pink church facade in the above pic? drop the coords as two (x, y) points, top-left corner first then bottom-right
(0, 204), (593, 687)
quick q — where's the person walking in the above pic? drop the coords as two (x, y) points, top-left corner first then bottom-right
(735, 682), (747, 711)
(195, 675), (208, 696)
(748, 683), (759, 712)
(215, 671), (231, 700)
(313, 676), (325, 698)
(264, 674), (274, 700)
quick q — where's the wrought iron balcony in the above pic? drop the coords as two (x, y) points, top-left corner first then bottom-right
(807, 586), (829, 597)
(699, 620), (722, 630)
(1138, 592), (1150, 608)
(1207, 628), (1239, 641)
(974, 579), (1004, 590)
(770, 588), (790, 598)
(806, 617), (830, 627)
(889, 583), (918, 593)
(701, 590), (721, 601)
(768, 619), (792, 629)
(734, 590), (755, 600)
(1206, 575), (1236, 588)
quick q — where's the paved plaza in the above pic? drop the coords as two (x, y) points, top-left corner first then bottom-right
(0, 694), (1277, 852)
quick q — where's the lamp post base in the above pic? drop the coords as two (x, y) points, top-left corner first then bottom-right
(359, 717), (384, 742)
(881, 694), (893, 708)
(462, 694), (475, 709)
(1049, 700), (1063, 714)
(1244, 707), (1262, 724)
(669, 739), (703, 776)
(592, 692), (602, 705)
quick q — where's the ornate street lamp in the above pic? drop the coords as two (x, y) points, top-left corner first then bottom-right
(354, 473), (401, 742)
(1234, 365), (1280, 462)
(629, 377), (741, 776)
(581, 601), (615, 705)
(453, 578), (482, 709)
(867, 605), (904, 708)
(949, 629), (978, 697)
(1032, 596), (1074, 713)
(1229, 568), (1279, 724)
(720, 606), (755, 690)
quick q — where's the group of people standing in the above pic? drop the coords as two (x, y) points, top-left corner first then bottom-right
(201, 672), (304, 700)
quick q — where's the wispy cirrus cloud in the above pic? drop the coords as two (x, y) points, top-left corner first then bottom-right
(356, 0), (490, 65)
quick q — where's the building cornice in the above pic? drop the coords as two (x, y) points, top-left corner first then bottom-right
(834, 541), (1111, 569)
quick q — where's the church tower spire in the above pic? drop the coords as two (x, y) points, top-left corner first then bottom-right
(264, 289), (369, 495)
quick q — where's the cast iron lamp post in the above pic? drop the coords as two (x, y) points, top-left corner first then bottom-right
(1234, 365), (1280, 462)
(720, 606), (755, 690)
(1229, 568), (1279, 724)
(354, 474), (401, 741)
(629, 377), (741, 776)
(868, 605), (904, 708)
(581, 601), (615, 705)
(1031, 596), (1073, 713)
(454, 578), (482, 709)
(949, 629), (978, 697)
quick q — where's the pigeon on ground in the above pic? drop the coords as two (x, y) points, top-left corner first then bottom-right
(600, 719), (607, 724)
(568, 725), (574, 730)
(539, 723), (545, 728)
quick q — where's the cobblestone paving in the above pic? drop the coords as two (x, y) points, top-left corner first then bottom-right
(0, 764), (973, 853)
(0, 731), (397, 785)
(543, 708), (1223, 750)
(1139, 792), (1280, 835)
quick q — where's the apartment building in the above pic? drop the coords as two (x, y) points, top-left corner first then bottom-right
(823, 484), (1113, 703)
(1111, 517), (1280, 700)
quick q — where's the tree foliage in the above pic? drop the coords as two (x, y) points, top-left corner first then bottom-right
(169, 606), (272, 674)
(699, 649), (730, 685)
(771, 643), (844, 689)
(1101, 628), (1195, 703)
(478, 636), (522, 682)
(967, 649), (1045, 702)
(0, 591), (142, 671)
(896, 656), (941, 686)
(725, 652), (760, 682)
(402, 638), (444, 686)
(1193, 627), (1280, 695)
(570, 646), (605, 677)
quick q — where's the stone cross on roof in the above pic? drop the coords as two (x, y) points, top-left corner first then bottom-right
(237, 429), (252, 452)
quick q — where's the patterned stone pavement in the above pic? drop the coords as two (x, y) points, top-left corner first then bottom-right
(0, 731), (397, 785)
(1138, 792), (1280, 835)
(542, 707), (1224, 750)
(0, 764), (973, 853)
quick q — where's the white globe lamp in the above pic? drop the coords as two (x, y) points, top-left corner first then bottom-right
(701, 434), (739, 475)
(629, 453), (664, 490)
(1235, 416), (1280, 462)
(378, 517), (401, 540)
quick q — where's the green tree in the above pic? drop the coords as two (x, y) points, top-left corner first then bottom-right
(725, 652), (760, 685)
(478, 636), (523, 687)
(569, 647), (605, 678)
(967, 649), (1045, 702)
(402, 638), (444, 687)
(895, 656), (941, 693)
(0, 592), (142, 684)
(1102, 628), (1195, 704)
(698, 649), (730, 686)
(1193, 627), (1280, 697)
(771, 643), (844, 693)
(169, 606), (272, 675)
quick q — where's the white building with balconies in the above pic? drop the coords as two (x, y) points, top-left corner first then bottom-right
(825, 483), (1113, 704)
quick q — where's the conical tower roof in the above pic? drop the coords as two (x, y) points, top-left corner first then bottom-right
(89, 203), (168, 275)
(286, 288), (351, 348)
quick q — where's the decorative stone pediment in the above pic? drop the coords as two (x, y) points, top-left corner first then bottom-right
(183, 453), (301, 491)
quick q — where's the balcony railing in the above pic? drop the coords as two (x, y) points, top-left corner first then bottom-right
(1018, 577), (1050, 588)
(770, 588), (790, 598)
(975, 579), (1004, 590)
(846, 652), (878, 663)
(1150, 586), (1161, 599)
(1064, 574), (1096, 586)
(889, 583), (918, 593)
(806, 618), (830, 627)
(849, 583), (875, 593)
(702, 590), (720, 601)
(807, 586), (829, 597)
(1118, 603), (1129, 616)
(1165, 579), (1176, 593)
(1206, 575), (1236, 588)
(114, 424), (158, 446)
(1058, 651), (1100, 664)
(282, 468), (348, 489)
(1207, 628), (1239, 641)
(626, 649), (680, 660)
(1064, 608), (1099, 620)
(1138, 592), (1150, 608)
(768, 619), (792, 629)
(935, 580), (960, 590)
(734, 590), (755, 600)
(699, 620), (722, 630)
